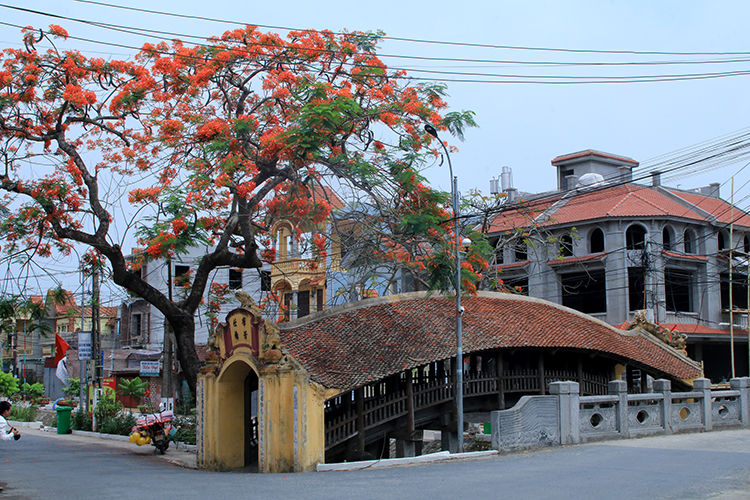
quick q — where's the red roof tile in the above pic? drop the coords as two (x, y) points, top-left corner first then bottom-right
(547, 252), (607, 267)
(492, 260), (530, 270)
(310, 185), (345, 210)
(488, 184), (708, 233)
(279, 292), (701, 389)
(662, 250), (709, 262)
(552, 150), (638, 166)
(666, 189), (750, 228)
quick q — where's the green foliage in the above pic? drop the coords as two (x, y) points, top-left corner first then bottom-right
(20, 382), (44, 403)
(72, 408), (92, 431)
(117, 377), (149, 404)
(63, 377), (80, 396)
(9, 403), (37, 422)
(172, 409), (197, 445)
(0, 371), (20, 397)
(175, 392), (195, 416)
(95, 395), (136, 436)
(441, 110), (478, 142)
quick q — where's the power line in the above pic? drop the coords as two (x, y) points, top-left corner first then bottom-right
(5, 6), (750, 85)
(71, 0), (750, 58)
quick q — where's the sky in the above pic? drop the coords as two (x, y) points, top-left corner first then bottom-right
(3, 0), (750, 302)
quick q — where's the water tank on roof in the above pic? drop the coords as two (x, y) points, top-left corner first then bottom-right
(490, 178), (499, 195)
(576, 173), (605, 189)
(501, 166), (513, 192)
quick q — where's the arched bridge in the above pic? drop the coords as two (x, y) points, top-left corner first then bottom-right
(278, 291), (702, 463)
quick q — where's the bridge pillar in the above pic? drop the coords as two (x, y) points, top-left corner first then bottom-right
(730, 377), (750, 428)
(394, 430), (423, 458)
(441, 429), (463, 453)
(654, 379), (672, 435)
(609, 379), (629, 438)
(549, 381), (579, 445)
(693, 378), (712, 431)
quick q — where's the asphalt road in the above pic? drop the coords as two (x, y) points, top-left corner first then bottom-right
(2, 428), (750, 499)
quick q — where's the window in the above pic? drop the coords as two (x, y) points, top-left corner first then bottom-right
(57, 324), (68, 333)
(590, 228), (605, 254)
(260, 270), (271, 292)
(317, 289), (324, 312)
(684, 229), (696, 254)
(514, 241), (527, 262)
(720, 273), (749, 310)
(663, 227), (673, 251)
(132, 313), (142, 338)
(560, 270), (606, 313)
(628, 267), (646, 311)
(339, 231), (357, 262)
(495, 245), (504, 265)
(283, 293), (292, 322)
(718, 231), (728, 251)
(559, 234), (574, 257)
(175, 265), (189, 277)
(666, 269), (694, 312)
(560, 168), (574, 190)
(626, 225), (646, 250)
(298, 291), (310, 317)
(745, 235), (750, 254)
(229, 269), (243, 290)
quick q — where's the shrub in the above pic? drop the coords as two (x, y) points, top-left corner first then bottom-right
(0, 372), (20, 397)
(72, 409), (92, 431)
(172, 411), (196, 445)
(9, 403), (37, 422)
(62, 377), (80, 398)
(21, 382), (44, 403)
(95, 395), (136, 436)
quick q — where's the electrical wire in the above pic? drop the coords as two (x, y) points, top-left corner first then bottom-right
(4, 6), (750, 85)
(70, 0), (750, 58)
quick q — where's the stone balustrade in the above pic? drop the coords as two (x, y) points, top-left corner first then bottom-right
(491, 377), (750, 451)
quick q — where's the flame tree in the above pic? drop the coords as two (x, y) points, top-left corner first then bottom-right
(0, 25), (478, 391)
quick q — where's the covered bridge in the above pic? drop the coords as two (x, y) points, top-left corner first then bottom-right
(196, 291), (702, 472)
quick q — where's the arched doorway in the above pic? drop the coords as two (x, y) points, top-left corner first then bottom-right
(217, 358), (260, 469)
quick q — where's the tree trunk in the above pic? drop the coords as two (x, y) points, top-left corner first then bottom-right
(169, 313), (200, 395)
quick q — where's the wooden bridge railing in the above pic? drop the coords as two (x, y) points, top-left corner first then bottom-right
(325, 368), (611, 450)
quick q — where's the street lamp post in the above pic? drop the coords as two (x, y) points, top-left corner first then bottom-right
(425, 124), (465, 453)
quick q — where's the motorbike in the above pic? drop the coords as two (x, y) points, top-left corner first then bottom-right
(129, 409), (175, 454)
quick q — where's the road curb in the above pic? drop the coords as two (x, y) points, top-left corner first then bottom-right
(316, 449), (498, 472)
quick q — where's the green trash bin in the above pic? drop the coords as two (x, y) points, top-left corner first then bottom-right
(56, 406), (73, 435)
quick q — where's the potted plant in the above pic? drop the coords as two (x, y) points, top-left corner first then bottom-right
(118, 377), (149, 409)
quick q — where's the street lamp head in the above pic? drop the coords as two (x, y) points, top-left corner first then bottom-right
(424, 124), (439, 139)
(461, 237), (472, 250)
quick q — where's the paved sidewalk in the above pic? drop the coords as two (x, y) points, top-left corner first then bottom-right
(14, 425), (198, 469)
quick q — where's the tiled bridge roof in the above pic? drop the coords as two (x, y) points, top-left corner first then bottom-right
(278, 291), (702, 389)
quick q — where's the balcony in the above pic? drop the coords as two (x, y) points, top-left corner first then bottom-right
(271, 258), (325, 278)
(721, 310), (749, 330)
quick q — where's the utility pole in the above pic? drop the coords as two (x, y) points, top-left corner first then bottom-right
(730, 179), (736, 379)
(80, 272), (87, 414)
(92, 266), (101, 389)
(162, 258), (174, 411)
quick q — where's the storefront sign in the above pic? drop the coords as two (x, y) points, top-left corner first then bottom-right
(140, 360), (160, 377)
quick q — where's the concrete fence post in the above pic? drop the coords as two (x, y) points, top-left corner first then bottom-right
(549, 381), (580, 445)
(654, 379), (672, 435)
(730, 377), (750, 429)
(608, 380), (629, 438)
(692, 378), (712, 431)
